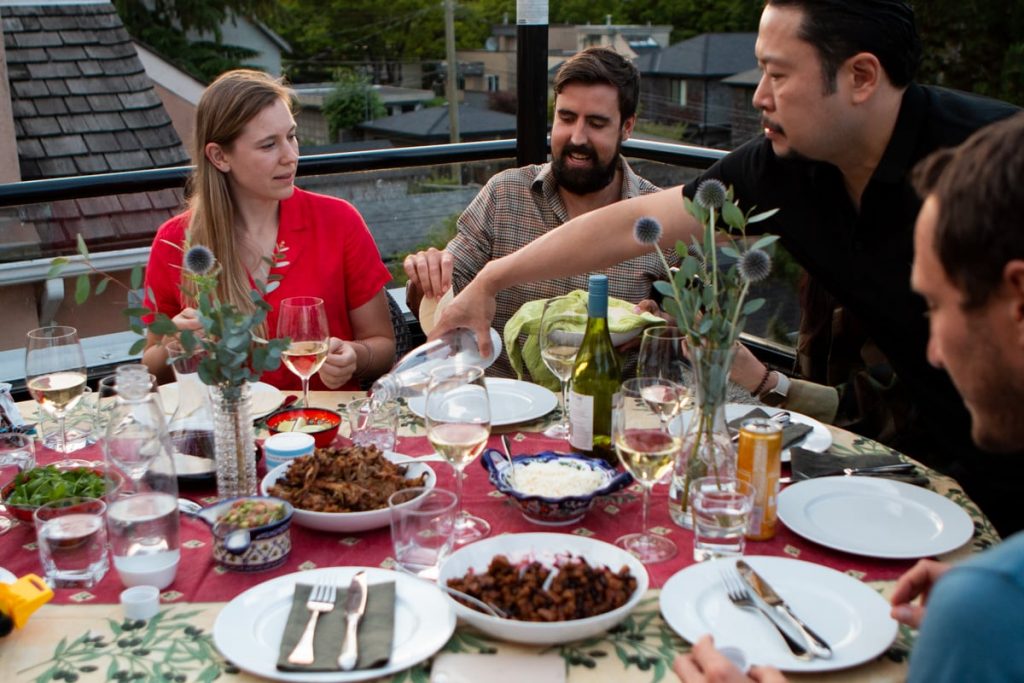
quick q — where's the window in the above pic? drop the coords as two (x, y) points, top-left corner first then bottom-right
(670, 79), (688, 106)
(486, 74), (500, 92)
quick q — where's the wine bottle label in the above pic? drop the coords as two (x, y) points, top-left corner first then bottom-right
(568, 390), (593, 450)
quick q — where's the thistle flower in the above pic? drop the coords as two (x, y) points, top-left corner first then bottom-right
(738, 248), (772, 283)
(633, 216), (663, 246)
(695, 179), (727, 209)
(184, 245), (215, 275)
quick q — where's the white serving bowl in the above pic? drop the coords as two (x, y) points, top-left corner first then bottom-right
(259, 451), (437, 533)
(437, 532), (648, 644)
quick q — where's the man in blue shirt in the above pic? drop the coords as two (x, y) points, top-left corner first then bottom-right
(674, 110), (1024, 683)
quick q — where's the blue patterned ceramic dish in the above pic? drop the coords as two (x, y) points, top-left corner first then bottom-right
(481, 449), (632, 525)
(192, 496), (294, 572)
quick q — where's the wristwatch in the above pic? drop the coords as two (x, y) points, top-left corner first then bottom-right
(759, 371), (790, 407)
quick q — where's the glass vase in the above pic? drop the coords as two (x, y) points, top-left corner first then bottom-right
(668, 344), (737, 528)
(209, 382), (256, 498)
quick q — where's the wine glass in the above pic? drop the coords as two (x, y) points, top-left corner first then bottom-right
(637, 326), (693, 412)
(25, 326), (87, 456)
(425, 363), (491, 545)
(277, 297), (330, 407)
(0, 433), (34, 534)
(613, 377), (683, 563)
(538, 296), (584, 439)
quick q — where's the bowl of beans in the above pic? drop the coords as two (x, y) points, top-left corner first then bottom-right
(480, 450), (632, 525)
(194, 496), (293, 572)
(437, 532), (648, 644)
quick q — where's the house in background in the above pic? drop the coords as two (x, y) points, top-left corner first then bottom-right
(457, 20), (671, 97)
(186, 13), (290, 77)
(721, 67), (762, 149)
(635, 32), (757, 147)
(356, 103), (516, 146)
(0, 0), (189, 348)
(292, 83), (436, 146)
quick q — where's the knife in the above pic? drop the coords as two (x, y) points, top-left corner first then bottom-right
(338, 571), (368, 671)
(736, 560), (833, 659)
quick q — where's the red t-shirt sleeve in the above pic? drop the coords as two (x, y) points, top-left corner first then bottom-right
(142, 215), (188, 323)
(337, 200), (392, 311)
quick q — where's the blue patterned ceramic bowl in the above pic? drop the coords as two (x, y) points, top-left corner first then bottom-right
(481, 450), (632, 525)
(194, 496), (294, 572)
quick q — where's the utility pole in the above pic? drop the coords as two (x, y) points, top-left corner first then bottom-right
(516, 0), (548, 165)
(444, 0), (460, 181)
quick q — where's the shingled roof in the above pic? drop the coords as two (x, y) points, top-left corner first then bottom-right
(635, 33), (757, 78)
(1, 1), (188, 257)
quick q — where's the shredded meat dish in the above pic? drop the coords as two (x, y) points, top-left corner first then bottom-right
(267, 445), (427, 512)
(446, 554), (637, 622)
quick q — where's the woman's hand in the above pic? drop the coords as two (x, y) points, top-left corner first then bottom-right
(318, 337), (357, 389)
(673, 636), (787, 683)
(171, 307), (203, 333)
(890, 559), (952, 628)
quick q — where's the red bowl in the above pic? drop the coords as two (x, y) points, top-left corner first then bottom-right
(2, 462), (126, 523)
(266, 408), (342, 449)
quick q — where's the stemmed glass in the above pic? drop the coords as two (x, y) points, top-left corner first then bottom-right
(538, 296), (584, 439)
(425, 363), (491, 545)
(637, 326), (693, 411)
(613, 377), (685, 563)
(0, 433), (35, 534)
(277, 297), (330, 408)
(25, 326), (87, 456)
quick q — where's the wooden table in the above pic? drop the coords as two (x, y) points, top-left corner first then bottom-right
(0, 390), (999, 683)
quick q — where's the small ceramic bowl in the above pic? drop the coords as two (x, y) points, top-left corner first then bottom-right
(480, 450), (632, 525)
(2, 462), (125, 523)
(191, 496), (294, 572)
(266, 408), (341, 448)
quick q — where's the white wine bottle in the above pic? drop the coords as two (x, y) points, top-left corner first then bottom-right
(569, 274), (621, 465)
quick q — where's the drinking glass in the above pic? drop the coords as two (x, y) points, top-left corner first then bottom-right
(347, 397), (398, 451)
(25, 326), (87, 456)
(637, 326), (693, 411)
(689, 476), (755, 562)
(277, 297), (330, 408)
(34, 497), (109, 588)
(0, 433), (35, 535)
(538, 296), (584, 439)
(613, 377), (683, 563)
(425, 363), (491, 544)
(389, 487), (457, 580)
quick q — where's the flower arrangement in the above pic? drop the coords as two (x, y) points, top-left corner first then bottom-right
(633, 180), (778, 521)
(48, 235), (290, 388)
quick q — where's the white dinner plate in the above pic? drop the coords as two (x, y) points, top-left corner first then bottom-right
(660, 556), (897, 672)
(777, 477), (974, 559)
(260, 452), (437, 533)
(213, 566), (455, 683)
(407, 378), (558, 427)
(725, 403), (832, 462)
(159, 380), (284, 421)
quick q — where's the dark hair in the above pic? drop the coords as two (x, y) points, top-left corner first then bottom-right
(766, 0), (920, 92)
(913, 112), (1024, 308)
(553, 47), (640, 122)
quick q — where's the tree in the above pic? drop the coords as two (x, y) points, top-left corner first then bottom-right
(322, 71), (386, 140)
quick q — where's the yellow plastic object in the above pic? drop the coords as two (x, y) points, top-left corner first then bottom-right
(0, 574), (53, 629)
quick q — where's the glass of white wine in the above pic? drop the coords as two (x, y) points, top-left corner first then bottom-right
(25, 326), (87, 456)
(277, 297), (330, 408)
(425, 363), (491, 545)
(613, 377), (683, 563)
(637, 326), (693, 412)
(538, 296), (584, 439)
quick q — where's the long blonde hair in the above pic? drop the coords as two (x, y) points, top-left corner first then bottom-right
(186, 69), (294, 333)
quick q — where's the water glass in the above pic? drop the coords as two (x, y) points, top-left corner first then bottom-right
(34, 497), (109, 588)
(347, 397), (399, 452)
(389, 487), (457, 580)
(0, 433), (35, 534)
(690, 476), (755, 562)
(106, 492), (181, 589)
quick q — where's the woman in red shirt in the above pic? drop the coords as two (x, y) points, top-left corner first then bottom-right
(142, 69), (394, 390)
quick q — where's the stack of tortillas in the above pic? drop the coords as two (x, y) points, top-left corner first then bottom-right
(418, 287), (454, 335)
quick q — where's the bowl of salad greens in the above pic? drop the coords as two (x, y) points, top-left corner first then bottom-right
(2, 462), (124, 523)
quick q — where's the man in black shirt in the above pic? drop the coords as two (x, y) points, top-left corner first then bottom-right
(436, 1), (1021, 532)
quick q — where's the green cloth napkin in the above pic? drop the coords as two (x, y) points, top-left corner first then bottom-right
(790, 448), (929, 486)
(728, 407), (813, 449)
(504, 290), (665, 391)
(277, 581), (395, 672)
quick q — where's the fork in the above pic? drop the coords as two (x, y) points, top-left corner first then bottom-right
(287, 581), (337, 665)
(719, 565), (811, 661)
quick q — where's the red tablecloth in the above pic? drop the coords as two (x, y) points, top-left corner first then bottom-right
(2, 433), (918, 606)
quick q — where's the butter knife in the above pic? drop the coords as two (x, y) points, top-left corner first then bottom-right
(736, 560), (832, 659)
(338, 571), (368, 671)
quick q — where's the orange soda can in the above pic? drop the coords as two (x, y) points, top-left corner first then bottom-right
(737, 418), (783, 540)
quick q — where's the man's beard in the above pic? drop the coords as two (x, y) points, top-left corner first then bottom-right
(552, 141), (620, 195)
